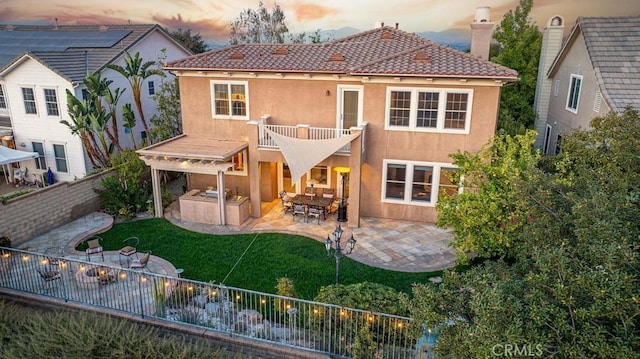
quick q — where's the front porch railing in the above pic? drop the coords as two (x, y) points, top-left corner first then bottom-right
(0, 247), (419, 358)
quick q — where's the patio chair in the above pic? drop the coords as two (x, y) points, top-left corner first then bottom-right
(322, 189), (335, 215)
(304, 186), (317, 198)
(119, 236), (140, 267)
(279, 191), (293, 213)
(84, 236), (104, 262)
(129, 250), (151, 272)
(36, 263), (62, 292)
(43, 246), (65, 266)
(292, 203), (307, 222)
(307, 205), (325, 224)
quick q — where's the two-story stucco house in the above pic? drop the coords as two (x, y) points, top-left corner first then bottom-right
(139, 10), (517, 227)
(534, 16), (640, 154)
(0, 24), (191, 183)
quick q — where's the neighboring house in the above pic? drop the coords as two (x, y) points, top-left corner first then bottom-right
(0, 24), (191, 182)
(139, 8), (517, 227)
(534, 16), (640, 154)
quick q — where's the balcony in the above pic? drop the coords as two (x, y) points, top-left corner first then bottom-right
(254, 121), (367, 155)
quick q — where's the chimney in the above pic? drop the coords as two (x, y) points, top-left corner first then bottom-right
(533, 15), (565, 150)
(469, 7), (494, 61)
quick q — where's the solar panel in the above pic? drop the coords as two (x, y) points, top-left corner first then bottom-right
(0, 30), (130, 50)
(0, 30), (131, 67)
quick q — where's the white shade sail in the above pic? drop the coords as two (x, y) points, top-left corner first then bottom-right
(264, 128), (360, 185)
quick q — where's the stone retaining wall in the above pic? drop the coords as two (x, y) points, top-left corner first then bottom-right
(0, 169), (115, 247)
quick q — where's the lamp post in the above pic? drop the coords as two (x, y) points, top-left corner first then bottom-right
(325, 224), (356, 284)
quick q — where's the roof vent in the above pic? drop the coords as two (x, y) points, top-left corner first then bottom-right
(98, 25), (108, 32)
(273, 47), (288, 55)
(230, 51), (244, 60)
(380, 31), (394, 40)
(414, 51), (430, 64)
(329, 53), (345, 62)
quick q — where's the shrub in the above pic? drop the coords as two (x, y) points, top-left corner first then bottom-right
(95, 149), (149, 217)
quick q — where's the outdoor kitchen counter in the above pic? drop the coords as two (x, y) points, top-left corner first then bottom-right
(179, 189), (249, 225)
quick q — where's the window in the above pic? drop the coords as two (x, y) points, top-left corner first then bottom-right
(566, 74), (582, 113)
(81, 89), (89, 101)
(148, 80), (155, 96)
(44, 89), (59, 116)
(307, 166), (330, 188)
(555, 134), (563, 155)
(32, 142), (46, 170)
(223, 150), (248, 176)
(543, 124), (552, 155)
(211, 81), (248, 119)
(0, 84), (6, 109)
(22, 87), (37, 114)
(386, 87), (472, 132)
(383, 160), (459, 205)
(53, 144), (68, 173)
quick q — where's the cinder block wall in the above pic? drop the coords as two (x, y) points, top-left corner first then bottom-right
(0, 169), (115, 247)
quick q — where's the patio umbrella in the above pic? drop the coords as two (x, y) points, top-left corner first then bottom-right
(46, 167), (54, 185)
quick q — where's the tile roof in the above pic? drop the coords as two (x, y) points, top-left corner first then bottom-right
(166, 26), (518, 80)
(0, 24), (178, 83)
(568, 16), (640, 113)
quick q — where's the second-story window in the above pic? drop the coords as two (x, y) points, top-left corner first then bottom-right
(0, 84), (6, 109)
(386, 87), (473, 133)
(211, 81), (248, 119)
(566, 74), (582, 113)
(22, 87), (37, 114)
(44, 89), (59, 116)
(148, 80), (155, 96)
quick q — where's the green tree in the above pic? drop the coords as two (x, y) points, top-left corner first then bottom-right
(411, 109), (640, 358)
(436, 130), (540, 262)
(107, 51), (165, 139)
(491, 0), (542, 134)
(121, 103), (137, 149)
(62, 90), (111, 168)
(149, 78), (182, 143)
(229, 1), (289, 44)
(169, 28), (208, 53)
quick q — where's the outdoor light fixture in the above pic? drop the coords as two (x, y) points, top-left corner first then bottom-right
(325, 224), (356, 284)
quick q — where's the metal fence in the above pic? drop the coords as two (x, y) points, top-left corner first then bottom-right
(0, 247), (423, 358)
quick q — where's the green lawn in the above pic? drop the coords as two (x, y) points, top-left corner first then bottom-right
(79, 218), (441, 299)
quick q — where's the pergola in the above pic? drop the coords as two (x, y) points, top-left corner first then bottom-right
(136, 135), (248, 222)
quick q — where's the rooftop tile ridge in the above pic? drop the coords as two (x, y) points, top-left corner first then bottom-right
(165, 45), (235, 67)
(350, 43), (435, 70)
(328, 26), (394, 44)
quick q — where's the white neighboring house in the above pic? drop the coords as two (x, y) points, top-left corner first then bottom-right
(0, 24), (192, 182)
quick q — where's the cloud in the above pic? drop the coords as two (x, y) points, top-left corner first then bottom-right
(293, 3), (337, 21)
(151, 13), (229, 42)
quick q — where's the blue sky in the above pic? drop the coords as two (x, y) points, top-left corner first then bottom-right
(1, 0), (639, 43)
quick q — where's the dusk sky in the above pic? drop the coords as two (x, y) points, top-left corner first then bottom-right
(1, 0), (639, 43)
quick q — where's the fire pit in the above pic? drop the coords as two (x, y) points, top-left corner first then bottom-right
(75, 265), (116, 285)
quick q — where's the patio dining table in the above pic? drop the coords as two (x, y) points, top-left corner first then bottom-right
(291, 194), (333, 209)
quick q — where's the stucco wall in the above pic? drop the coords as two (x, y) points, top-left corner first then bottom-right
(178, 74), (502, 223)
(0, 169), (114, 247)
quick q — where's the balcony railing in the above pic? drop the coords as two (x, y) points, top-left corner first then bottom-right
(0, 247), (421, 358)
(257, 123), (367, 155)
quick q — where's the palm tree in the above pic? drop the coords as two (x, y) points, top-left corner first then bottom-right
(107, 52), (164, 142)
(84, 72), (123, 153)
(62, 90), (110, 168)
(122, 103), (137, 149)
